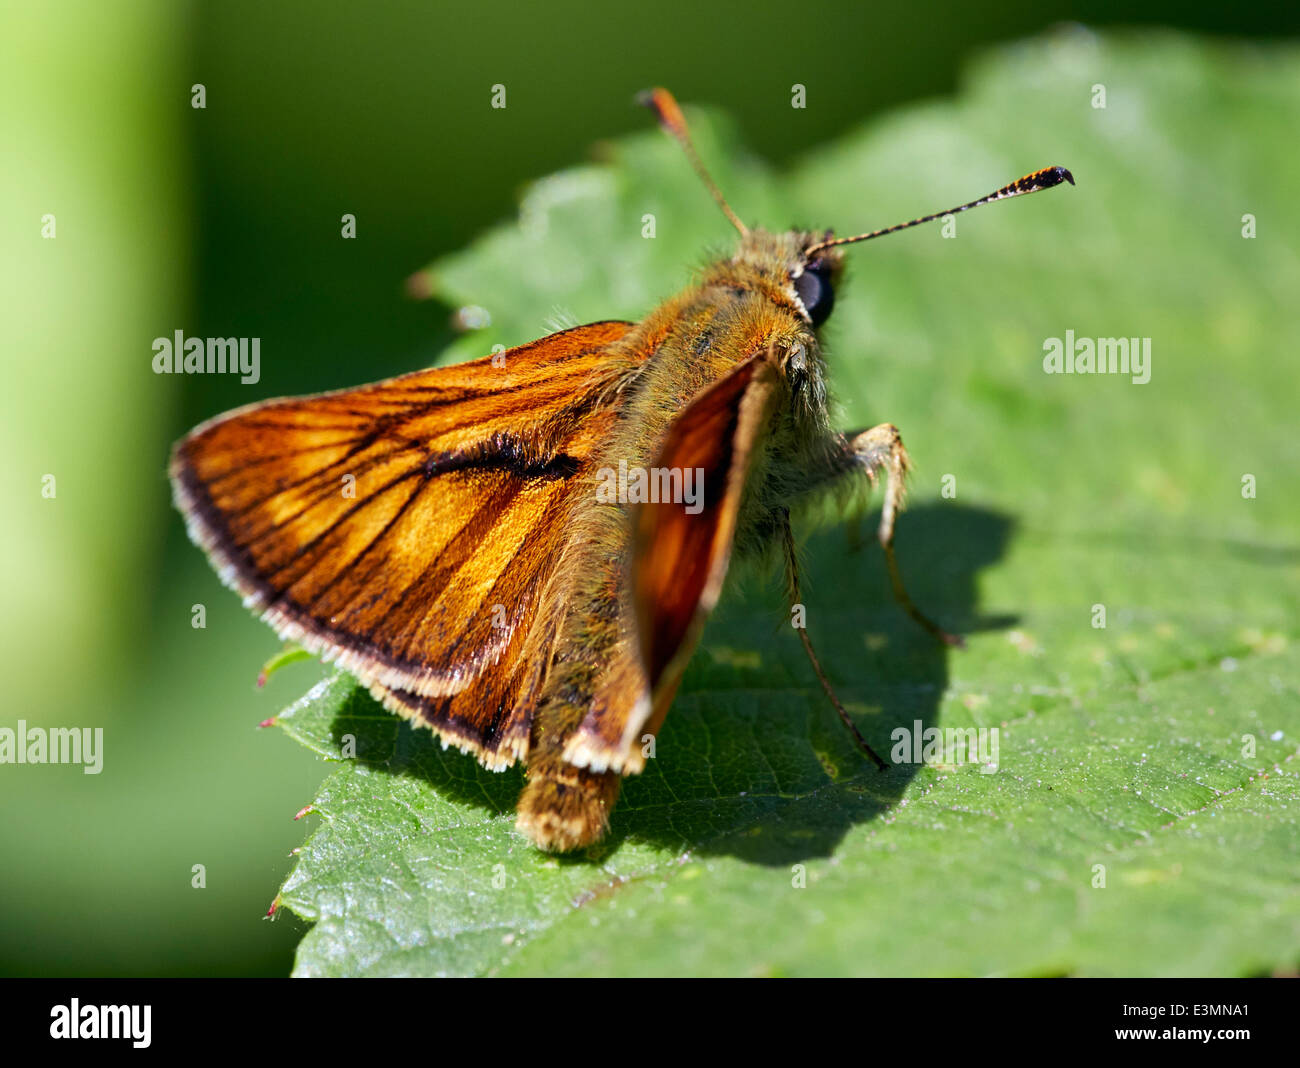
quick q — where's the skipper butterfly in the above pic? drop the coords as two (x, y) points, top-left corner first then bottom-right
(171, 89), (1072, 851)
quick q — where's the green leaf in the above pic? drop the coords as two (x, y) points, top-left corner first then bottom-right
(272, 29), (1300, 977)
(256, 643), (312, 688)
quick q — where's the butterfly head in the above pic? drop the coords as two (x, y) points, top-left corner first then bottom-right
(789, 234), (845, 328)
(724, 228), (845, 331)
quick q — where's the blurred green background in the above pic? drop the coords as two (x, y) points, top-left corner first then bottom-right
(3, 1), (1297, 976)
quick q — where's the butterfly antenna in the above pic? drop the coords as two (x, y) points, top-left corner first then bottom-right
(805, 165), (1074, 256)
(638, 87), (749, 237)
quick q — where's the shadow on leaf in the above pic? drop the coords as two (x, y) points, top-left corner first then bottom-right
(325, 502), (1013, 866)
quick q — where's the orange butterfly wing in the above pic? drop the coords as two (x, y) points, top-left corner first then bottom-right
(170, 320), (639, 767)
(633, 348), (779, 693)
(560, 345), (782, 775)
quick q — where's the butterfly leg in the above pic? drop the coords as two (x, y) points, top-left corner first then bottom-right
(780, 511), (888, 770)
(843, 423), (965, 648)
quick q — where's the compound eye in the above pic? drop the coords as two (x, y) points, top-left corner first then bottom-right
(793, 263), (834, 326)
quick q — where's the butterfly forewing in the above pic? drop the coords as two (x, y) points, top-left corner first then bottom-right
(171, 320), (639, 763)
